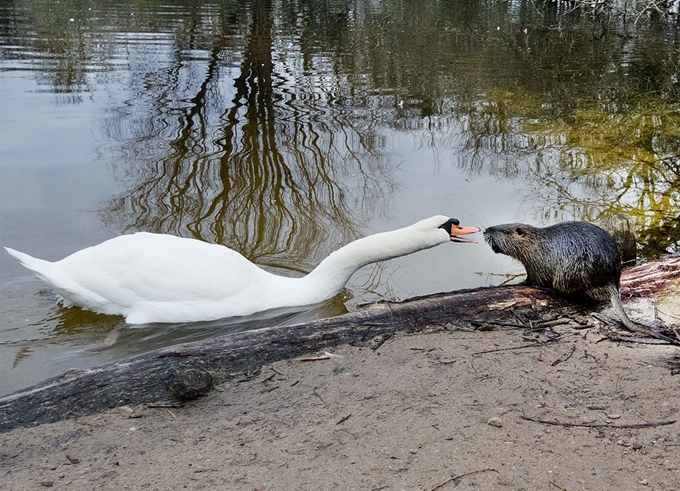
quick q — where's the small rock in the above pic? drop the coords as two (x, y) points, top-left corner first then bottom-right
(40, 482), (54, 488)
(607, 414), (621, 420)
(632, 443), (643, 451)
(117, 406), (135, 418)
(487, 417), (503, 428)
(640, 479), (649, 486)
(166, 367), (213, 401)
(617, 440), (625, 446)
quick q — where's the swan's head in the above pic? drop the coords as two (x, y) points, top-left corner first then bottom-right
(414, 215), (480, 244)
(438, 217), (480, 243)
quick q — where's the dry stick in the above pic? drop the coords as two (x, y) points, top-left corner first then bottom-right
(261, 373), (276, 383)
(549, 480), (568, 491)
(312, 388), (328, 408)
(471, 320), (530, 329)
(428, 468), (499, 491)
(511, 308), (532, 326)
(297, 355), (331, 362)
(609, 336), (671, 345)
(473, 344), (541, 355)
(520, 414), (676, 429)
(473, 342), (547, 355)
(551, 343), (576, 366)
(594, 311), (680, 346)
(673, 327), (680, 342)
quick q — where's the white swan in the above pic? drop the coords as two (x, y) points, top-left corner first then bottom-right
(5, 215), (479, 324)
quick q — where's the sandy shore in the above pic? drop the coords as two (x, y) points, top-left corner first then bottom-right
(2, 326), (680, 490)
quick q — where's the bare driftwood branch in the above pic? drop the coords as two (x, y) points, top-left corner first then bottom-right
(1, 256), (679, 432)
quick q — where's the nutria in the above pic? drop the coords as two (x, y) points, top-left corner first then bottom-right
(483, 221), (675, 343)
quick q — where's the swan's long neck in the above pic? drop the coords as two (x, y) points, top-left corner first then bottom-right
(269, 225), (446, 307)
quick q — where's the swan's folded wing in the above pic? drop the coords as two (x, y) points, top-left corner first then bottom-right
(57, 233), (270, 306)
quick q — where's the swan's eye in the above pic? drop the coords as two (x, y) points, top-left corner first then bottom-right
(438, 218), (460, 231)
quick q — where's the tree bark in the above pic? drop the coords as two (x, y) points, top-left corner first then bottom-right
(1, 256), (678, 433)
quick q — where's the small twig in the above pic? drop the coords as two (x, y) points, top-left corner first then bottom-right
(609, 336), (673, 345)
(673, 326), (680, 342)
(551, 343), (576, 366)
(511, 309), (530, 326)
(336, 413), (352, 425)
(312, 388), (328, 408)
(628, 324), (680, 346)
(549, 480), (568, 491)
(65, 454), (80, 464)
(473, 342), (543, 355)
(370, 334), (392, 351)
(297, 355), (332, 362)
(428, 468), (498, 491)
(166, 409), (176, 419)
(540, 318), (572, 328)
(261, 373), (276, 383)
(471, 320), (530, 330)
(521, 414), (676, 429)
(236, 369), (261, 383)
(596, 313), (680, 345)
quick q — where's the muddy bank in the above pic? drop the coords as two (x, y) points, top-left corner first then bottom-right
(2, 326), (679, 491)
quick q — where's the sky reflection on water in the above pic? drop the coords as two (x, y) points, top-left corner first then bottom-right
(1, 0), (679, 395)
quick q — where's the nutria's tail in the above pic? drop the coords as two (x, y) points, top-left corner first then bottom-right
(608, 286), (678, 345)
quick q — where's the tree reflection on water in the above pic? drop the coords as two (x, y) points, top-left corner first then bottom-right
(102, 0), (395, 275)
(4, 0), (680, 276)
(6, 0), (676, 260)
(2, 0), (680, 394)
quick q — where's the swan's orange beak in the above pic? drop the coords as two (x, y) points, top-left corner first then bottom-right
(449, 224), (481, 243)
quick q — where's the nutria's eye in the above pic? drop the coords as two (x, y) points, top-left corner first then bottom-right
(516, 228), (525, 237)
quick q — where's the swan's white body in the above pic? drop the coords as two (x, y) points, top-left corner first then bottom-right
(5, 215), (478, 324)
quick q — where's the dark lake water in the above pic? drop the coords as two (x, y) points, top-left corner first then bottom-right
(1, 0), (679, 395)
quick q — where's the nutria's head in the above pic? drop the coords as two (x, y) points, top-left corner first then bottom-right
(483, 223), (539, 260)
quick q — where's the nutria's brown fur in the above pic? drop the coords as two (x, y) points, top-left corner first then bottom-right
(484, 222), (620, 299)
(484, 222), (676, 344)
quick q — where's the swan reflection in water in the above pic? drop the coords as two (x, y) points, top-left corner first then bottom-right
(6, 286), (351, 373)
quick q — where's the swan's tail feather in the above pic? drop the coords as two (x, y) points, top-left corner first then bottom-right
(6, 247), (110, 311)
(5, 247), (58, 283)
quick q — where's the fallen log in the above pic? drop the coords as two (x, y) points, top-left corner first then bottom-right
(1, 256), (679, 432)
